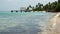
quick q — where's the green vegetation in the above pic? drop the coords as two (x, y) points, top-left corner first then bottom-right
(55, 4), (60, 12)
(58, 0), (60, 3)
(27, 0), (60, 12)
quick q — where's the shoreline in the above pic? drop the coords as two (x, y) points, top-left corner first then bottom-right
(48, 13), (60, 34)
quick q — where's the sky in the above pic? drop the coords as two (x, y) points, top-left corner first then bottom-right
(0, 0), (57, 11)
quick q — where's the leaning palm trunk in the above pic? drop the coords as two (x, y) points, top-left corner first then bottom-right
(48, 13), (60, 34)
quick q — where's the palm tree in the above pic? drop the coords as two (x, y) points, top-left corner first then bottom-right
(58, 0), (60, 3)
(36, 5), (38, 8)
(38, 3), (42, 8)
(40, 4), (43, 8)
(37, 3), (43, 11)
(55, 0), (60, 12)
(48, 2), (51, 10)
(26, 7), (29, 11)
(51, 1), (57, 10)
(54, 1), (58, 5)
(55, 4), (60, 12)
(43, 4), (49, 11)
(32, 6), (34, 9)
(29, 5), (32, 8)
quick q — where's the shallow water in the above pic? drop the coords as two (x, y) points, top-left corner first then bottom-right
(0, 11), (56, 34)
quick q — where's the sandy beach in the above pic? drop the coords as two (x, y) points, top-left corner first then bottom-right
(47, 13), (60, 34)
(38, 13), (60, 34)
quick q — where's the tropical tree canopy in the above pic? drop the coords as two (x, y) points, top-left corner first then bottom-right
(55, 4), (60, 12)
(26, 0), (60, 12)
(58, 0), (60, 3)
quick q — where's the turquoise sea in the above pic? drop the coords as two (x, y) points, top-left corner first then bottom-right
(0, 11), (56, 34)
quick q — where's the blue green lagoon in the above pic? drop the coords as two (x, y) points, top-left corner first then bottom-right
(0, 11), (56, 34)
